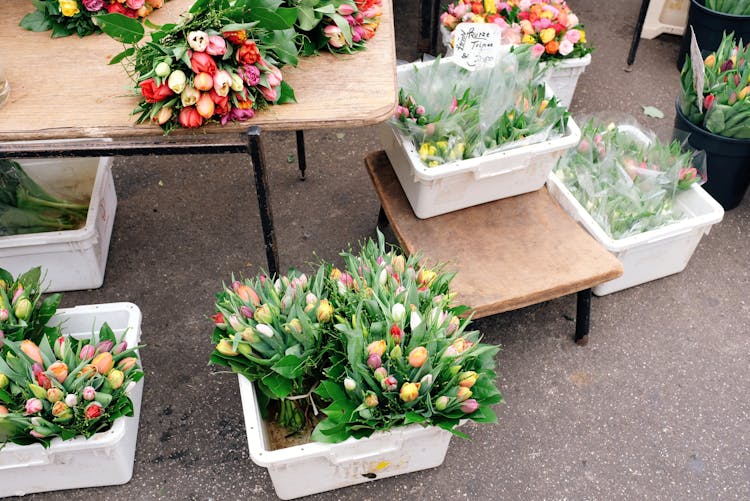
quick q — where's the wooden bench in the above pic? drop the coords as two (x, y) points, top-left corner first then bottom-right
(365, 151), (623, 345)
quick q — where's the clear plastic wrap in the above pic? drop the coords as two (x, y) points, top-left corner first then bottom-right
(553, 116), (707, 239)
(390, 45), (569, 167)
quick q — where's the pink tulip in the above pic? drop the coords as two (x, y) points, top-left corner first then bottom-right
(460, 398), (479, 413)
(25, 398), (43, 415)
(206, 35), (227, 56)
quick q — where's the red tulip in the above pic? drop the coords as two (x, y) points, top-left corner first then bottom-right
(190, 51), (217, 75)
(139, 78), (174, 103)
(178, 107), (203, 128)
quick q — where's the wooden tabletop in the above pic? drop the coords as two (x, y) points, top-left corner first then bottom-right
(0, 0), (397, 142)
(365, 151), (623, 318)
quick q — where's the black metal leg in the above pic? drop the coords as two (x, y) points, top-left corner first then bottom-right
(377, 206), (389, 230)
(247, 126), (280, 277)
(575, 288), (592, 346)
(627, 0), (651, 65)
(418, 0), (439, 55)
(295, 130), (307, 181)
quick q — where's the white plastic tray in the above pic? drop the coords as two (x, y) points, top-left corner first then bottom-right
(239, 376), (455, 500)
(0, 155), (116, 292)
(0, 302), (144, 497)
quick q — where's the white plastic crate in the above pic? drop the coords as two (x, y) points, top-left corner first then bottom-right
(641, 0), (689, 39)
(0, 156), (116, 292)
(0, 302), (144, 497)
(547, 172), (724, 295)
(440, 26), (590, 107)
(239, 376), (455, 500)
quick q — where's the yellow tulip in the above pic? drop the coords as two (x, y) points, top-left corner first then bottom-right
(58, 0), (80, 17)
(540, 28), (556, 44)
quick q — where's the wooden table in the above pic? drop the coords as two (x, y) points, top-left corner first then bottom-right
(365, 151), (624, 345)
(0, 0), (398, 275)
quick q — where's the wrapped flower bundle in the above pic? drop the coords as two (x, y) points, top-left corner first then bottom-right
(209, 268), (334, 432)
(20, 0), (169, 38)
(292, 0), (384, 55)
(0, 267), (62, 348)
(440, 0), (591, 60)
(0, 323), (142, 447)
(554, 119), (704, 239)
(391, 47), (569, 167)
(680, 32), (750, 139)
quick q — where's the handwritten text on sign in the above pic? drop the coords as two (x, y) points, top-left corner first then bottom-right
(452, 23), (502, 71)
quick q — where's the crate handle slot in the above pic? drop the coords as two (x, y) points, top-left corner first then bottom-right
(0, 454), (50, 470)
(473, 160), (529, 180)
(327, 440), (403, 464)
(645, 226), (693, 245)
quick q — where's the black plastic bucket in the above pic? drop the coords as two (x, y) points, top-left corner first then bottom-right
(677, 0), (750, 70)
(673, 102), (750, 210)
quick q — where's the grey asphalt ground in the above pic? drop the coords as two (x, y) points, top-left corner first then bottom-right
(11, 0), (750, 499)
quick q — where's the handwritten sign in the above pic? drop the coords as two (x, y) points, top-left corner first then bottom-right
(689, 26), (705, 113)
(451, 23), (502, 71)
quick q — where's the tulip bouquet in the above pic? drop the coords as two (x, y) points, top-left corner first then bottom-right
(440, 0), (590, 61)
(100, 0), (299, 132)
(20, 0), (168, 38)
(210, 268), (336, 432)
(680, 32), (750, 139)
(0, 267), (62, 349)
(391, 48), (569, 167)
(704, 0), (750, 15)
(290, 0), (383, 55)
(0, 324), (142, 447)
(553, 119), (704, 239)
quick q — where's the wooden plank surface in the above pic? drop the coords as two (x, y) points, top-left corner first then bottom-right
(0, 0), (396, 141)
(365, 151), (624, 318)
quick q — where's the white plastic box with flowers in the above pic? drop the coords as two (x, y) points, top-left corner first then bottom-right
(378, 47), (580, 218)
(439, 0), (592, 107)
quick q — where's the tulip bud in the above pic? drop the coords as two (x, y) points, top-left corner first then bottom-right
(329, 268), (342, 281)
(84, 402), (103, 419)
(25, 398), (43, 415)
(286, 318), (302, 335)
(168, 69), (187, 93)
(46, 387), (64, 403)
(92, 352), (114, 375)
(389, 323), (403, 344)
(107, 369), (125, 390)
(305, 292), (317, 305)
(458, 371), (478, 389)
(65, 393), (78, 408)
(399, 382), (420, 402)
(367, 353), (382, 370)
(155, 61), (171, 77)
(378, 268), (388, 287)
(117, 357), (138, 371)
(338, 3), (355, 15)
(367, 340), (387, 357)
(254, 304), (273, 324)
(374, 367), (388, 382)
(382, 375), (398, 391)
(20, 340), (43, 365)
(155, 106), (173, 125)
(77, 364), (98, 380)
(0, 310), (7, 322)
(213, 70), (233, 97)
(456, 386), (472, 402)
(460, 398), (479, 413)
(316, 299), (333, 323)
(82, 386), (96, 401)
(420, 374), (433, 389)
(36, 372), (51, 390)
(239, 306), (254, 320)
(446, 316), (460, 335)
(54, 336), (68, 359)
(0, 373), (8, 389)
(32, 362), (43, 376)
(255, 323), (274, 338)
(181, 86), (200, 107)
(416, 269), (436, 287)
(52, 400), (73, 421)
(344, 377), (357, 391)
(364, 392), (379, 408)
(240, 327), (259, 343)
(48, 361), (68, 383)
(112, 341), (128, 355)
(14, 297), (32, 320)
(97, 340), (114, 353)
(408, 346), (428, 368)
(434, 395), (450, 411)
(216, 339), (239, 356)
(187, 30), (209, 52)
(390, 344), (403, 360)
(392, 254), (406, 274)
(410, 310), (422, 332)
(196, 92), (215, 119)
(237, 343), (253, 357)
(79, 344), (96, 361)
(0, 404), (8, 415)
(391, 303), (406, 323)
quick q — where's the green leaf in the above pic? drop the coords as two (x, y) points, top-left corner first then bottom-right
(277, 7), (299, 26)
(250, 8), (295, 30)
(95, 13), (145, 44)
(297, 6), (320, 31)
(270, 355), (305, 379)
(109, 47), (136, 65)
(19, 11), (52, 32)
(18, 267), (41, 292)
(330, 13), (353, 46)
(315, 4), (336, 14)
(277, 81), (298, 105)
(642, 106), (665, 119)
(404, 411), (426, 425)
(259, 374), (294, 398)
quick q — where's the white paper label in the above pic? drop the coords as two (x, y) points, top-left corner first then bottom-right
(452, 23), (502, 71)
(689, 26), (705, 113)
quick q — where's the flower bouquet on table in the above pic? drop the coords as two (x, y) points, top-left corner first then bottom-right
(391, 47), (569, 167)
(99, 0), (300, 132)
(440, 0), (591, 60)
(680, 32), (750, 139)
(288, 0), (384, 55)
(312, 233), (501, 443)
(0, 320), (143, 446)
(209, 268), (336, 432)
(20, 0), (169, 38)
(553, 118), (704, 239)
(0, 267), (62, 349)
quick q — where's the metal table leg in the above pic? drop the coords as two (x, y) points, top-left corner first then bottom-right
(296, 130), (307, 180)
(575, 288), (592, 346)
(418, 0), (440, 55)
(627, 0), (651, 65)
(247, 126), (280, 277)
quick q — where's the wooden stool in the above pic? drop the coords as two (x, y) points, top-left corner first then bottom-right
(365, 151), (623, 345)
